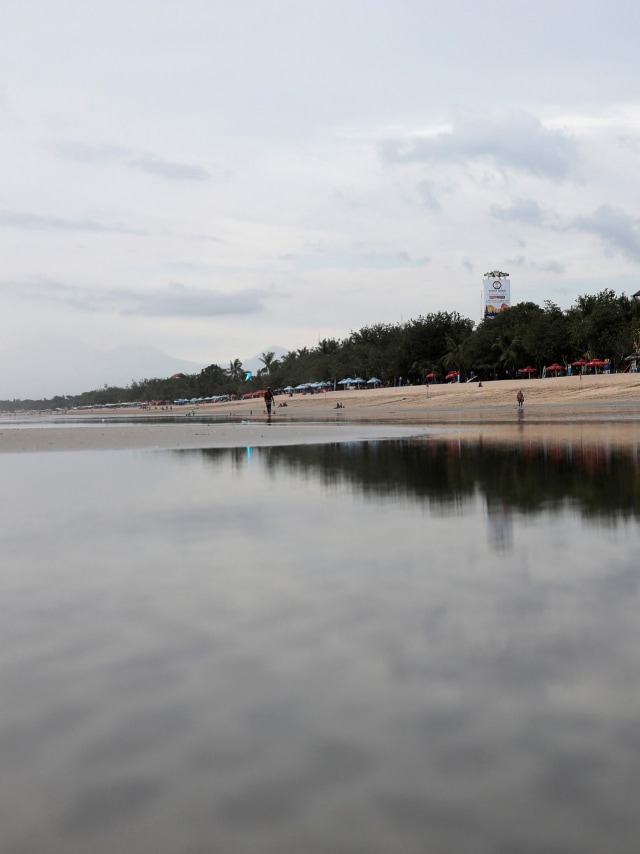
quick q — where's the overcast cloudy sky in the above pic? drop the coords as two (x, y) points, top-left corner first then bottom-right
(2, 0), (640, 374)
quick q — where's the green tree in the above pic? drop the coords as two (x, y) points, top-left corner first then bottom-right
(258, 350), (277, 376)
(227, 358), (244, 382)
(196, 363), (229, 396)
(441, 326), (472, 375)
(568, 289), (633, 368)
(492, 331), (524, 377)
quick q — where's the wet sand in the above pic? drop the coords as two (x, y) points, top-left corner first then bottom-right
(2, 373), (640, 452)
(0, 421), (439, 453)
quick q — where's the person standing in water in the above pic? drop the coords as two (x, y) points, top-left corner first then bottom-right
(517, 389), (524, 408)
(264, 387), (274, 417)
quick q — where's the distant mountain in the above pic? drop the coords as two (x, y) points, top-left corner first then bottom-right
(241, 346), (289, 376)
(0, 336), (207, 400)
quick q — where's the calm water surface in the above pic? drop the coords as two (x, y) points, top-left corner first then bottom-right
(2, 438), (640, 854)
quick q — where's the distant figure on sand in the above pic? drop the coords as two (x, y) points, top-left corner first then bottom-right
(517, 389), (524, 408)
(264, 387), (274, 417)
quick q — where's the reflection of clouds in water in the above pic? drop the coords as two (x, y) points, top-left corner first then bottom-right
(1, 444), (640, 853)
(486, 497), (514, 552)
(217, 741), (372, 828)
(73, 706), (193, 770)
(61, 777), (162, 837)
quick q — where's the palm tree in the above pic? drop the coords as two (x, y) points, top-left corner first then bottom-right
(442, 329), (468, 374)
(259, 351), (276, 374)
(492, 333), (523, 377)
(227, 358), (244, 382)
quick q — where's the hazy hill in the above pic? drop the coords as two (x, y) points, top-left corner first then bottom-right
(0, 338), (291, 400)
(0, 336), (207, 400)
(242, 346), (289, 376)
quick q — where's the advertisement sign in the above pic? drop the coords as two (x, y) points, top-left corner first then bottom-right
(483, 276), (510, 319)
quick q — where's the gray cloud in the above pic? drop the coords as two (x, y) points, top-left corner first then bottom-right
(417, 180), (441, 212)
(532, 260), (565, 274)
(333, 188), (368, 210)
(382, 111), (577, 180)
(501, 255), (565, 274)
(0, 209), (144, 234)
(571, 205), (640, 263)
(186, 233), (226, 243)
(0, 278), (276, 317)
(125, 284), (267, 316)
(490, 197), (546, 228)
(48, 140), (209, 182)
(124, 155), (209, 182)
(47, 141), (130, 165)
(288, 251), (429, 271)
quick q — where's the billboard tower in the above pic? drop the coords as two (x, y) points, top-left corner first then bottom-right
(483, 270), (510, 319)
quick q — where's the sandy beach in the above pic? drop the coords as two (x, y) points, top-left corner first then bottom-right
(2, 373), (640, 452)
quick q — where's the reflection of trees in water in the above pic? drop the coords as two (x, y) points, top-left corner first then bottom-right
(187, 439), (640, 522)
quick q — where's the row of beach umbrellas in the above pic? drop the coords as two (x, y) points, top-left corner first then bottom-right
(283, 378), (382, 391)
(281, 361), (610, 391)
(338, 377), (381, 385)
(518, 358), (608, 377)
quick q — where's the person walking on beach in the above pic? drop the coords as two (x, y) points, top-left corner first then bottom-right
(517, 389), (524, 408)
(264, 387), (274, 418)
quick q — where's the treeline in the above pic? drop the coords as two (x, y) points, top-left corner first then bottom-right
(2, 288), (638, 411)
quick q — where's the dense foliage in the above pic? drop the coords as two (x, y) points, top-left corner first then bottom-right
(3, 289), (640, 411)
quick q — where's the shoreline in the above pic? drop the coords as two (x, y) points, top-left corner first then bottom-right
(2, 374), (640, 453)
(0, 421), (442, 454)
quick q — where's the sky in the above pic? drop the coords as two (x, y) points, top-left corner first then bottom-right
(3, 0), (640, 381)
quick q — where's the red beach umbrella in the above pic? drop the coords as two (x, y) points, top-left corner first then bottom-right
(547, 363), (565, 372)
(572, 358), (586, 367)
(519, 366), (537, 378)
(445, 370), (460, 381)
(426, 371), (436, 379)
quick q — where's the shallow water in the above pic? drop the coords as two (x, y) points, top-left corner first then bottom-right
(2, 438), (640, 853)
